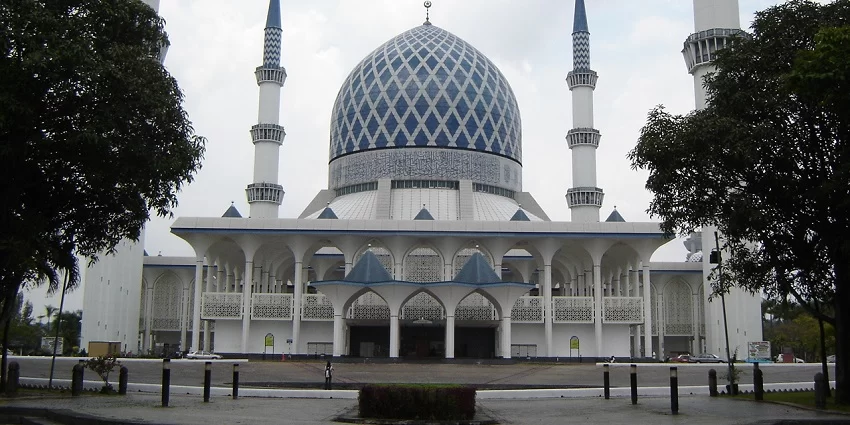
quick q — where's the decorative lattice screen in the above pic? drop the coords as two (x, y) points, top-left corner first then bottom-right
(404, 247), (442, 282)
(201, 293), (242, 319)
(401, 292), (444, 320)
(552, 296), (593, 323)
(664, 283), (693, 335)
(152, 274), (182, 330)
(348, 292), (390, 320)
(455, 293), (496, 321)
(511, 296), (543, 323)
(302, 294), (334, 321)
(603, 297), (643, 323)
(139, 283), (147, 330)
(251, 293), (293, 320)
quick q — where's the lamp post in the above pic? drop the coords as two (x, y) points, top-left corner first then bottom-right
(711, 231), (735, 394)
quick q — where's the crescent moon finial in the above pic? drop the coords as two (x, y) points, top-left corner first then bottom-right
(424, 1), (432, 25)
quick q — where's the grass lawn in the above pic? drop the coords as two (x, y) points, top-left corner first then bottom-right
(737, 391), (850, 413)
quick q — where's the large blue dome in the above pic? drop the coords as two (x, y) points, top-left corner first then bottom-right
(329, 24), (522, 164)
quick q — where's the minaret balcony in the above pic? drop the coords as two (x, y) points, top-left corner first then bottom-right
(682, 28), (747, 74)
(246, 182), (284, 205)
(566, 187), (604, 208)
(250, 123), (286, 145)
(255, 66), (287, 85)
(566, 128), (601, 148)
(567, 70), (598, 90)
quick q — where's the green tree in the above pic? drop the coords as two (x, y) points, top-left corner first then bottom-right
(5, 294), (43, 354)
(0, 0), (205, 382)
(51, 310), (82, 355)
(628, 0), (850, 404)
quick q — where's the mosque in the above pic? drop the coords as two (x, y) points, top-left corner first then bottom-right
(80, 0), (762, 360)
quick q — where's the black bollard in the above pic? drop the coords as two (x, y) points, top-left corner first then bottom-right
(161, 359), (171, 407)
(232, 363), (239, 400)
(814, 373), (826, 409)
(708, 369), (718, 397)
(6, 362), (19, 396)
(753, 363), (763, 401)
(71, 363), (84, 396)
(670, 367), (678, 415)
(204, 362), (212, 402)
(630, 364), (638, 405)
(603, 363), (610, 400)
(118, 366), (128, 395)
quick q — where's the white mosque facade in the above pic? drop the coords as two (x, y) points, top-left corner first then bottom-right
(80, 0), (763, 360)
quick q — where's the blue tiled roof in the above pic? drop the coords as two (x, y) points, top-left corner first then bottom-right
(343, 251), (393, 283)
(453, 253), (501, 284)
(414, 207), (434, 220)
(222, 204), (242, 218)
(317, 207), (338, 219)
(329, 24), (522, 163)
(605, 209), (625, 222)
(510, 208), (530, 221)
(573, 0), (588, 33)
(265, 0), (281, 29)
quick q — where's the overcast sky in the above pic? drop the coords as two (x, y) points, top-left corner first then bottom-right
(29, 0), (792, 315)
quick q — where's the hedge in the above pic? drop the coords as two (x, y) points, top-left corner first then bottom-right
(358, 384), (476, 420)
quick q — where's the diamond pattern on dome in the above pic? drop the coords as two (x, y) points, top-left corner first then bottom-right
(329, 25), (522, 163)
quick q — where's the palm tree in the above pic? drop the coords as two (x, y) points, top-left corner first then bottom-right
(42, 305), (56, 332)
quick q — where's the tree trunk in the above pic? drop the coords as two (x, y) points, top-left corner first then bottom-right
(1, 316), (8, 391)
(834, 258), (850, 405)
(818, 313), (831, 397)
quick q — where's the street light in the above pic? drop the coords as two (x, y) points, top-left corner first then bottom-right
(711, 231), (736, 394)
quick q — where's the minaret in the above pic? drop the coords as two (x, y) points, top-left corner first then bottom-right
(683, 0), (742, 109)
(566, 0), (603, 222)
(246, 0), (287, 218)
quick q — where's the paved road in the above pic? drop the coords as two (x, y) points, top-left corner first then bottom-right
(10, 357), (834, 390)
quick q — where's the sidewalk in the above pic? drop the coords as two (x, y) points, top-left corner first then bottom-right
(2, 391), (849, 425)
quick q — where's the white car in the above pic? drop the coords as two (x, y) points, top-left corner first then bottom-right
(185, 351), (222, 360)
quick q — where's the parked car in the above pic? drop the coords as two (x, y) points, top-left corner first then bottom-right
(689, 353), (726, 363)
(775, 354), (806, 363)
(185, 350), (222, 360)
(670, 354), (691, 363)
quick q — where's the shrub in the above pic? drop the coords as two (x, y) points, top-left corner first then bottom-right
(358, 384), (476, 420)
(84, 355), (121, 393)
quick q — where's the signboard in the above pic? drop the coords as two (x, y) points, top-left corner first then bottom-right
(747, 341), (771, 363)
(41, 337), (64, 355)
(264, 333), (274, 348)
(569, 336), (580, 350)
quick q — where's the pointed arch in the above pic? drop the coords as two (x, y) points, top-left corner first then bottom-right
(404, 244), (442, 282)
(347, 289), (390, 320)
(664, 279), (694, 335)
(456, 290), (500, 321)
(401, 289), (445, 321)
(152, 271), (182, 331)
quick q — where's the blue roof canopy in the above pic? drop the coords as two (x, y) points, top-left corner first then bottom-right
(414, 207), (435, 220)
(343, 251), (393, 283)
(605, 209), (626, 222)
(317, 207), (338, 219)
(453, 253), (501, 284)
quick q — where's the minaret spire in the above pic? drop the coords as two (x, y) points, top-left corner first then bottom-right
(566, 0), (603, 222)
(246, 0), (288, 219)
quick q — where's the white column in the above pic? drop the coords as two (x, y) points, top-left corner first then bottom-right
(543, 263), (553, 357)
(241, 261), (253, 353)
(389, 314), (400, 358)
(593, 262), (603, 356)
(333, 311), (344, 357)
(203, 263), (214, 352)
(445, 315), (455, 359)
(501, 316), (512, 359)
(642, 265), (652, 359)
(180, 280), (190, 352)
(624, 270), (630, 296)
(692, 291), (701, 354)
(291, 261), (303, 355)
(657, 293), (665, 359)
(216, 267), (225, 292)
(143, 284), (154, 352)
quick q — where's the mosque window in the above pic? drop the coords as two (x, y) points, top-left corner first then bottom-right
(335, 182), (378, 196)
(472, 183), (515, 199)
(391, 180), (459, 190)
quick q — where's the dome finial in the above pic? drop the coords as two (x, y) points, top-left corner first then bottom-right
(423, 1), (432, 25)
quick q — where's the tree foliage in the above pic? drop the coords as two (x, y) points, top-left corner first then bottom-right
(628, 0), (850, 404)
(0, 0), (204, 334)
